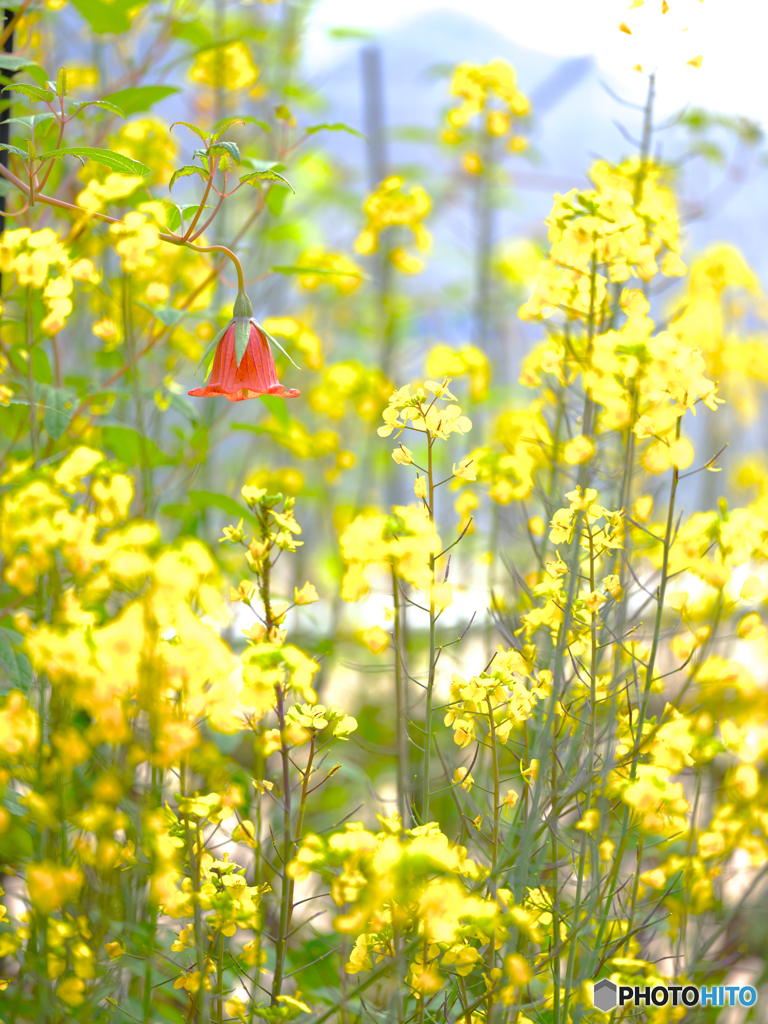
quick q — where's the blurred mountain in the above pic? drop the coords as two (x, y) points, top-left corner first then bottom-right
(306, 7), (768, 285)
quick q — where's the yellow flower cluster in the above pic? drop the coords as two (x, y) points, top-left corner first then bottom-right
(355, 175), (431, 272)
(339, 505), (441, 600)
(520, 159), (684, 325)
(0, 228), (99, 334)
(378, 381), (472, 440)
(446, 60), (529, 132)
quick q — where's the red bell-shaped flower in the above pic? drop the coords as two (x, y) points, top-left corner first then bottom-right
(189, 292), (299, 402)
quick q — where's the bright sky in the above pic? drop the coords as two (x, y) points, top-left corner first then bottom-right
(307, 0), (765, 124)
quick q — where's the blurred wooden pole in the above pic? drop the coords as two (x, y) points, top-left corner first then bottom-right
(361, 45), (387, 191)
(0, 8), (15, 239)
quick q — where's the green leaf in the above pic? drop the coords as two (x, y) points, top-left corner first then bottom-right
(102, 85), (180, 115)
(168, 163), (208, 192)
(5, 82), (54, 102)
(0, 142), (27, 158)
(195, 322), (230, 379)
(234, 317), (250, 366)
(26, 66), (50, 88)
(266, 186), (290, 217)
(69, 0), (148, 35)
(230, 422), (268, 436)
(271, 265), (364, 280)
(42, 386), (75, 440)
(171, 20), (212, 48)
(0, 55), (41, 73)
(6, 113), (56, 130)
(0, 629), (32, 692)
(170, 121), (209, 142)
(56, 66), (67, 97)
(162, 201), (212, 233)
(240, 157), (284, 173)
(137, 303), (185, 328)
(72, 98), (126, 119)
(188, 490), (259, 526)
(260, 395), (290, 429)
(305, 122), (365, 140)
(31, 348), (52, 385)
(0, 178), (21, 197)
(210, 117), (245, 142)
(163, 490), (258, 528)
(36, 146), (151, 177)
(239, 169), (293, 192)
(101, 426), (174, 468)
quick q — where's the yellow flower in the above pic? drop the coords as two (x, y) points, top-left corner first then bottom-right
(190, 41), (258, 89)
(453, 458), (477, 481)
(294, 582), (319, 605)
(575, 809), (600, 832)
(563, 435), (594, 465)
(355, 176), (431, 265)
(361, 626), (389, 654)
(57, 977), (86, 1007)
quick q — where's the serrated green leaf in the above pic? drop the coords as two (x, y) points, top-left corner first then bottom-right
(103, 85), (179, 115)
(170, 121), (209, 142)
(207, 140), (240, 170)
(36, 147), (151, 177)
(57, 66), (67, 97)
(168, 164), (208, 192)
(210, 117), (245, 142)
(305, 122), (365, 139)
(5, 83), (54, 102)
(234, 317), (251, 367)
(0, 142), (28, 158)
(239, 169), (293, 192)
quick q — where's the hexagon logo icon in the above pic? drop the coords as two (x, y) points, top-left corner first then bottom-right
(593, 979), (618, 1012)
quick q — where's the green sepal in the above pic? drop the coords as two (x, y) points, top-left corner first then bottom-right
(258, 323), (300, 369)
(234, 317), (251, 367)
(194, 321), (231, 380)
(232, 291), (253, 318)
